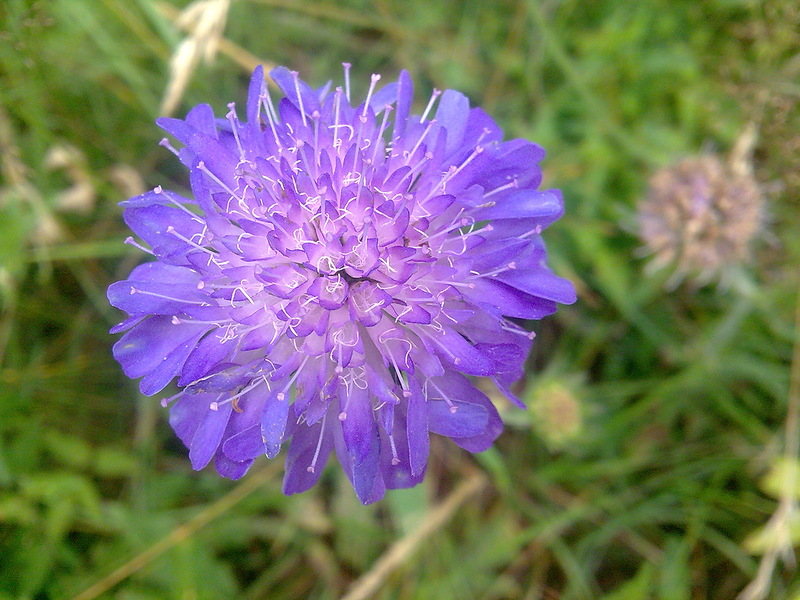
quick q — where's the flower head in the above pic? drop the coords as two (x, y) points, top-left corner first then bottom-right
(108, 65), (575, 503)
(638, 153), (763, 287)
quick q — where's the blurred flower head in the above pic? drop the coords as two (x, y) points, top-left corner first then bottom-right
(528, 377), (584, 451)
(108, 65), (575, 503)
(638, 153), (763, 287)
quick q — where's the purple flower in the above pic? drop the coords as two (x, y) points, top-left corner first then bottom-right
(108, 64), (575, 503)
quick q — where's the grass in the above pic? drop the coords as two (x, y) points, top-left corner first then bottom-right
(0, 0), (798, 598)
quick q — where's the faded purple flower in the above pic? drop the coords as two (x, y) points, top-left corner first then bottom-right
(108, 64), (575, 503)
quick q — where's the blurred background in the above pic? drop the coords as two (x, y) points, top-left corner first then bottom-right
(1, 0), (798, 598)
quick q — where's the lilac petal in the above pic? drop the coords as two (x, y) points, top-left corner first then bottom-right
(334, 413), (384, 504)
(379, 405), (426, 490)
(283, 416), (334, 495)
(463, 107), (503, 148)
(261, 389), (290, 459)
(496, 268), (577, 305)
(425, 326), (494, 376)
(474, 343), (526, 377)
(123, 204), (204, 253)
(393, 302), (431, 325)
(169, 393), (210, 447)
(425, 371), (497, 442)
(113, 317), (209, 379)
(222, 425), (263, 461)
(246, 65), (265, 125)
(177, 330), (237, 386)
(308, 276), (348, 310)
(189, 401), (233, 470)
(139, 326), (208, 395)
(467, 238), (528, 273)
(125, 261), (200, 285)
(269, 66), (320, 116)
(468, 278), (558, 319)
(492, 377), (526, 409)
(427, 400), (488, 438)
(107, 280), (206, 317)
(339, 384), (373, 465)
(218, 385), (267, 462)
(393, 70), (413, 138)
(186, 133), (240, 189)
(214, 452), (253, 480)
(448, 389), (503, 453)
(120, 187), (194, 209)
(109, 314), (144, 334)
(364, 365), (400, 409)
(409, 346), (445, 378)
(435, 89), (470, 157)
(464, 139), (544, 192)
(185, 362), (253, 394)
(406, 376), (429, 477)
(156, 116), (196, 145)
(351, 428), (384, 504)
(476, 189), (563, 222)
(188, 166), (218, 216)
(185, 103), (218, 138)
(349, 281), (391, 326)
(369, 81), (398, 112)
(292, 364), (327, 417)
(315, 79), (332, 102)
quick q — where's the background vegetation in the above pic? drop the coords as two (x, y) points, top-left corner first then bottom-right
(1, 0), (798, 598)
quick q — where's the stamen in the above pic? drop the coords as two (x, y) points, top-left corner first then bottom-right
(209, 374), (269, 410)
(428, 380), (458, 413)
(517, 224), (544, 240)
(388, 433), (400, 465)
(342, 62), (352, 103)
(332, 87), (343, 151)
(362, 73), (381, 119)
(124, 237), (153, 255)
(197, 161), (245, 206)
(160, 390), (185, 408)
(407, 150), (434, 177)
(500, 318), (536, 340)
(307, 412), (328, 473)
(405, 120), (437, 166)
(428, 146), (484, 198)
(159, 138), (179, 156)
(472, 262), (516, 279)
(290, 71), (308, 127)
(129, 287), (206, 305)
(226, 103), (246, 159)
(311, 110), (321, 175)
(371, 104), (394, 165)
(165, 226), (215, 256)
(420, 89), (442, 123)
(260, 88), (283, 149)
(483, 178), (518, 199)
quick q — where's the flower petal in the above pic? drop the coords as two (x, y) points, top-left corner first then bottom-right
(189, 401), (233, 470)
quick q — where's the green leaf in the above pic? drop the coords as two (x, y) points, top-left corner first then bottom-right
(600, 562), (654, 600)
